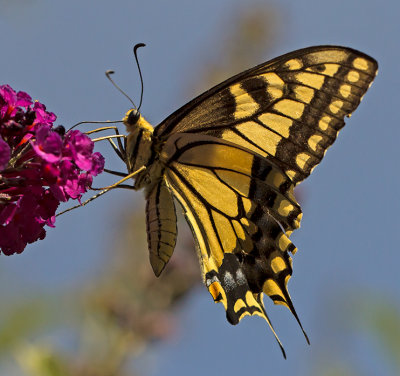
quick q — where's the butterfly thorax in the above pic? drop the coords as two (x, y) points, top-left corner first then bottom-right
(123, 109), (163, 193)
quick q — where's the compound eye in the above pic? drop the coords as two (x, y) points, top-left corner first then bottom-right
(127, 109), (140, 125)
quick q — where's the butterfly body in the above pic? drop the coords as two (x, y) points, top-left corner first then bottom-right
(121, 46), (378, 352)
(123, 111), (159, 191)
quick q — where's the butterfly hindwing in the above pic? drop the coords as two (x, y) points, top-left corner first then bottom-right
(146, 178), (177, 276)
(160, 133), (307, 343)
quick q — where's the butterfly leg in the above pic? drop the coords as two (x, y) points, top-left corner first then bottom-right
(87, 126), (127, 163)
(56, 166), (146, 217)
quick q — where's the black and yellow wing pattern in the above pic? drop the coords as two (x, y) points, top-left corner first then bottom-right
(124, 46), (378, 355)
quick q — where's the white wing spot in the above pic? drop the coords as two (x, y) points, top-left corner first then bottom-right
(206, 275), (219, 287)
(223, 271), (235, 292)
(235, 268), (246, 285)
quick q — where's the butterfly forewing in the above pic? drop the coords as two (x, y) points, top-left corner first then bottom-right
(154, 46), (378, 184)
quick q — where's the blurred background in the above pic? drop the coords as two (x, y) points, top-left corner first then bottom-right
(0, 0), (399, 375)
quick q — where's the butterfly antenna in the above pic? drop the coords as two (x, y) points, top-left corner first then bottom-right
(133, 43), (146, 111)
(105, 70), (137, 109)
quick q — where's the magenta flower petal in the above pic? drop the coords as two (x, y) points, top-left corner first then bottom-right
(31, 125), (63, 163)
(42, 163), (60, 183)
(36, 190), (59, 227)
(0, 136), (10, 170)
(0, 85), (32, 119)
(63, 173), (92, 200)
(78, 173), (93, 191)
(90, 152), (105, 176)
(63, 179), (80, 199)
(0, 84), (105, 255)
(64, 130), (95, 171)
(49, 183), (67, 202)
(0, 223), (26, 255)
(0, 85), (15, 105)
(0, 202), (18, 225)
(16, 91), (33, 108)
(32, 102), (56, 126)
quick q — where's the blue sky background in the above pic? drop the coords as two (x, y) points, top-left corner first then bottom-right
(1, 0), (399, 375)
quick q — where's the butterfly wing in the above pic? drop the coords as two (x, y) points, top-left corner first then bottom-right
(146, 178), (177, 276)
(160, 133), (306, 352)
(147, 46), (377, 341)
(155, 45), (378, 184)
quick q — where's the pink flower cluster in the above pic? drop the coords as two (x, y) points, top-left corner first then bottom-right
(0, 85), (104, 255)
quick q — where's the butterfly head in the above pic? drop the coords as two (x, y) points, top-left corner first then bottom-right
(123, 108), (153, 133)
(124, 108), (140, 126)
